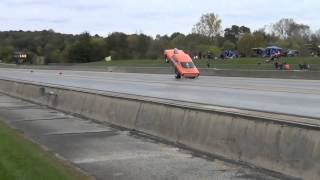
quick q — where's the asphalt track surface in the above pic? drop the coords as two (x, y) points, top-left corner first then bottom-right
(0, 68), (319, 118)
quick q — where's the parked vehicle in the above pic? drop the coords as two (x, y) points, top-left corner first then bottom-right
(287, 50), (299, 57)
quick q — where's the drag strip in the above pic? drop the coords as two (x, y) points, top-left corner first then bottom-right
(0, 68), (319, 118)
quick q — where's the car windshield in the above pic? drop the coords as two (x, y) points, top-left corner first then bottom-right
(180, 62), (195, 68)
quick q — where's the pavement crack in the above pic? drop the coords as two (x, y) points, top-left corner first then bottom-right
(0, 106), (41, 110)
(44, 130), (116, 136)
(12, 117), (71, 122)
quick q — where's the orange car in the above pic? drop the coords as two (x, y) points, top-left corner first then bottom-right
(164, 48), (200, 79)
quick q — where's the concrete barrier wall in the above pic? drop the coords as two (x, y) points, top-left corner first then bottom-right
(0, 79), (319, 180)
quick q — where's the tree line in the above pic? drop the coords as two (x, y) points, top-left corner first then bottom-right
(0, 12), (320, 64)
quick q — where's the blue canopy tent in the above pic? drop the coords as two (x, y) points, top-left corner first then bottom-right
(222, 50), (237, 59)
(264, 46), (282, 57)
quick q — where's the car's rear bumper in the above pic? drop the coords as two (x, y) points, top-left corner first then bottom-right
(182, 73), (200, 78)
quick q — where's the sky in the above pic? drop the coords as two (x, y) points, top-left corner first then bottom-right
(1, 0), (319, 37)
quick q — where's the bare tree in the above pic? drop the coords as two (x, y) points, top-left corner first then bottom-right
(192, 13), (222, 40)
(272, 18), (311, 39)
(314, 29), (320, 39)
(272, 18), (294, 39)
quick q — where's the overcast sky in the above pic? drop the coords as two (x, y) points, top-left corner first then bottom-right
(1, 0), (319, 36)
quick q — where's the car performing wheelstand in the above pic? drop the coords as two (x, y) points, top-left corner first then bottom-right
(164, 48), (200, 79)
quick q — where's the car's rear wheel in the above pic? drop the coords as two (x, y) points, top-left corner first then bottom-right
(175, 69), (181, 79)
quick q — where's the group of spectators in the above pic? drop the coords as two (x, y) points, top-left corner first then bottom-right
(269, 51), (311, 71)
(299, 63), (311, 71)
(274, 62), (311, 71)
(190, 50), (313, 71)
(274, 62), (290, 70)
(193, 51), (214, 60)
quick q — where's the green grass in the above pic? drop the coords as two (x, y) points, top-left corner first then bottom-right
(0, 121), (91, 180)
(78, 57), (320, 71)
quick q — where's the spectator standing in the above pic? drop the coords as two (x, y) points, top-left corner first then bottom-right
(275, 62), (279, 70)
(279, 63), (284, 70)
(284, 62), (290, 70)
(198, 52), (202, 60)
(306, 64), (311, 70)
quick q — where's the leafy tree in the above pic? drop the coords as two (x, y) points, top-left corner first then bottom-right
(0, 46), (14, 62)
(237, 32), (266, 57)
(106, 32), (129, 59)
(0, 16), (317, 64)
(170, 32), (185, 40)
(208, 46), (221, 57)
(224, 25), (251, 43)
(184, 33), (213, 55)
(222, 40), (236, 50)
(171, 34), (186, 50)
(240, 26), (251, 34)
(67, 32), (104, 63)
(146, 40), (164, 59)
(224, 25), (240, 43)
(192, 12), (222, 40)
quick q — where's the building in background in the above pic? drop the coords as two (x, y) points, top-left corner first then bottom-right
(14, 51), (28, 64)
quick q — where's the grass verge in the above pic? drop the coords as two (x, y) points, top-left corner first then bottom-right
(0, 121), (92, 180)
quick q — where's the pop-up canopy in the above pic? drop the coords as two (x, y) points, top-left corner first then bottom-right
(265, 46), (282, 57)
